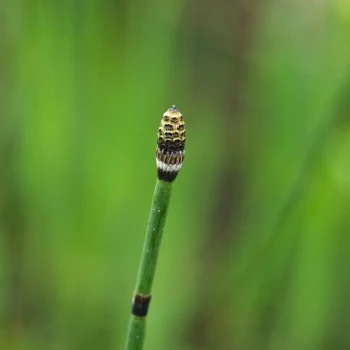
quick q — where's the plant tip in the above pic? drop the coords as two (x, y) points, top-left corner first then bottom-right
(156, 107), (185, 182)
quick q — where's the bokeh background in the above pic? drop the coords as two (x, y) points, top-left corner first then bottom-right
(1, 1), (350, 349)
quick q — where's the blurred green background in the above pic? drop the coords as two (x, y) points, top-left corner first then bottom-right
(1, 1), (350, 349)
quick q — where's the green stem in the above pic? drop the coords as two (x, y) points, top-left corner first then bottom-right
(125, 179), (173, 350)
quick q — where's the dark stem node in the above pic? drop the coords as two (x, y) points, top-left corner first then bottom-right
(131, 294), (152, 317)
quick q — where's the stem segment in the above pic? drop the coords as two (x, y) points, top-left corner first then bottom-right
(125, 105), (185, 350)
(125, 179), (173, 350)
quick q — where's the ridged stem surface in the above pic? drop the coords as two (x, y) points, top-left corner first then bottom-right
(125, 179), (173, 350)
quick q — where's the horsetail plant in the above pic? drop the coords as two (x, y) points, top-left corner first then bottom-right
(125, 106), (186, 350)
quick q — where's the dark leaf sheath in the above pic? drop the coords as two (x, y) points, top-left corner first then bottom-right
(132, 294), (152, 317)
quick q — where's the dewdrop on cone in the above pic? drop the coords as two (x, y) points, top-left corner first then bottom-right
(156, 105), (185, 182)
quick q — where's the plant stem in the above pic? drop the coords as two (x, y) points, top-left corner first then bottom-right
(125, 179), (172, 350)
(134, 179), (173, 295)
(125, 106), (185, 350)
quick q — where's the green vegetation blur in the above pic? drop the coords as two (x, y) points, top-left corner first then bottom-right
(1, 1), (350, 349)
